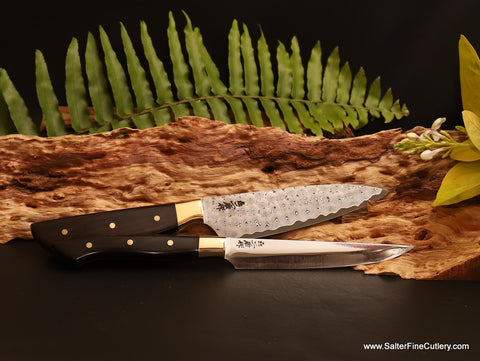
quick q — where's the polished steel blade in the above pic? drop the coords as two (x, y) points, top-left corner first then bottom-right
(201, 184), (388, 238)
(224, 238), (412, 269)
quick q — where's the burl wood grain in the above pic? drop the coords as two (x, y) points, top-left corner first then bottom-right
(1, 116), (479, 279)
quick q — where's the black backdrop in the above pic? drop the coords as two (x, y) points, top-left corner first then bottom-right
(1, 1), (480, 361)
(3, 0), (480, 131)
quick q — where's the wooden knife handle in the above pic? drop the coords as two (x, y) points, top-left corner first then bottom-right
(38, 234), (200, 265)
(31, 204), (179, 242)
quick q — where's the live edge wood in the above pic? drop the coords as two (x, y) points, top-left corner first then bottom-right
(1, 116), (479, 280)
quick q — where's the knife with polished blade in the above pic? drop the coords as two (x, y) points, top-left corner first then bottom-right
(31, 184), (388, 242)
(37, 234), (412, 268)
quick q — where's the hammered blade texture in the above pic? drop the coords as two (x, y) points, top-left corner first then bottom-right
(201, 184), (386, 238)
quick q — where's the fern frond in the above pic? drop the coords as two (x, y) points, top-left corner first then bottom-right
(257, 30), (284, 129)
(120, 22), (156, 128)
(140, 21), (179, 124)
(85, 32), (115, 132)
(0, 89), (13, 135)
(66, 38), (94, 132)
(240, 24), (264, 127)
(35, 50), (68, 136)
(99, 26), (139, 129)
(0, 12), (409, 137)
(0, 69), (38, 135)
(227, 20), (249, 125)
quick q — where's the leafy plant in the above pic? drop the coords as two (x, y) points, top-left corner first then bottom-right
(394, 35), (480, 206)
(0, 11), (409, 137)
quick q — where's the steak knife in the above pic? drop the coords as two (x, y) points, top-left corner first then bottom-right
(31, 184), (389, 242)
(38, 234), (413, 268)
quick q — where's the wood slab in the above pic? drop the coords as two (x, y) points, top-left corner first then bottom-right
(1, 116), (479, 279)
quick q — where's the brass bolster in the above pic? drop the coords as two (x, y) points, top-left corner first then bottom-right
(175, 200), (203, 226)
(198, 237), (225, 258)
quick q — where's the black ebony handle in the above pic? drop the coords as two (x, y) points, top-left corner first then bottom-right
(31, 204), (179, 243)
(37, 234), (200, 265)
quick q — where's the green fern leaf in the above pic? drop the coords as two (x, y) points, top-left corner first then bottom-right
(0, 88), (13, 135)
(240, 24), (264, 127)
(140, 21), (181, 123)
(350, 67), (369, 128)
(183, 13), (230, 122)
(0, 12), (409, 137)
(167, 12), (208, 118)
(276, 41), (303, 133)
(35, 50), (68, 136)
(0, 69), (38, 135)
(256, 30), (284, 129)
(227, 20), (249, 125)
(99, 26), (142, 129)
(289, 36), (320, 135)
(85, 32), (115, 132)
(65, 38), (94, 132)
(336, 62), (359, 128)
(120, 22), (156, 128)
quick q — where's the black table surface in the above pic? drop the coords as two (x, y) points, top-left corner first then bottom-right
(2, 1), (480, 360)
(1, 239), (479, 361)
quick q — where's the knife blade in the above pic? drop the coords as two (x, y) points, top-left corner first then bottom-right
(31, 184), (388, 242)
(37, 234), (412, 268)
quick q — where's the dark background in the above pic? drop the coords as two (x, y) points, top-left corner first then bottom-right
(1, 1), (480, 360)
(3, 0), (480, 131)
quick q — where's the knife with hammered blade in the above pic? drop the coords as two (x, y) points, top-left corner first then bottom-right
(31, 184), (389, 242)
(37, 234), (413, 268)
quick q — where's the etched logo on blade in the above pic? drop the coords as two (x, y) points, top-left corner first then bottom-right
(236, 239), (265, 249)
(216, 200), (245, 211)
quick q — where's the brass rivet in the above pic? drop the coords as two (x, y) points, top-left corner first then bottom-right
(109, 222), (116, 229)
(167, 240), (174, 246)
(61, 229), (68, 236)
(154, 215), (161, 222)
(127, 239), (134, 246)
(86, 242), (93, 249)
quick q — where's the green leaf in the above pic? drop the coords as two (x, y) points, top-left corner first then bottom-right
(35, 50), (68, 136)
(276, 41), (303, 133)
(85, 32), (114, 131)
(350, 67), (369, 128)
(336, 62), (358, 128)
(459, 35), (480, 116)
(140, 21), (181, 123)
(227, 20), (248, 124)
(65, 38), (94, 132)
(99, 26), (136, 129)
(462, 110), (480, 150)
(120, 22), (155, 129)
(306, 41), (333, 134)
(196, 30), (235, 123)
(307, 41), (322, 102)
(0, 13), (408, 137)
(168, 12), (205, 118)
(257, 30), (284, 129)
(322, 47), (340, 103)
(450, 139), (480, 161)
(0, 88), (13, 135)
(365, 76), (381, 118)
(0, 69), (38, 135)
(183, 13), (230, 122)
(432, 160), (480, 206)
(290, 36), (320, 135)
(240, 24), (264, 127)
(378, 88), (395, 123)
